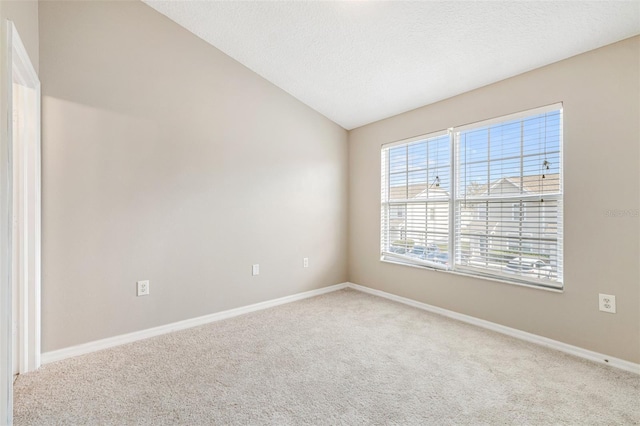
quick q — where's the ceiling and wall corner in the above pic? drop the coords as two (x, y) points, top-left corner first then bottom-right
(143, 1), (640, 130)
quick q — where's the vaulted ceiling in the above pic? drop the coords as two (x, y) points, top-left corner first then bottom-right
(144, 1), (640, 130)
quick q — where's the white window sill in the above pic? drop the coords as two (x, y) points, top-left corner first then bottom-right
(380, 257), (564, 293)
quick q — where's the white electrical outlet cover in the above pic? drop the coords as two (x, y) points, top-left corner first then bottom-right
(599, 293), (616, 313)
(137, 280), (150, 296)
(252, 264), (259, 276)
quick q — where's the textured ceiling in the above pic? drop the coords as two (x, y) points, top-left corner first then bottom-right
(143, 1), (640, 130)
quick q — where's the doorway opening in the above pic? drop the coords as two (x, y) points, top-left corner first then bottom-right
(1, 20), (41, 425)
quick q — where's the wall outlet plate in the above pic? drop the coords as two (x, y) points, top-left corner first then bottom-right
(252, 264), (259, 276)
(599, 293), (616, 313)
(303, 257), (309, 268)
(137, 280), (150, 296)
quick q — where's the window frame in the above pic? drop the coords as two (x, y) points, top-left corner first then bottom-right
(380, 103), (563, 290)
(381, 131), (451, 271)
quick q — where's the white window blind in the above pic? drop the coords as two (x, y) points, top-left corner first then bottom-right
(381, 133), (451, 269)
(381, 104), (563, 289)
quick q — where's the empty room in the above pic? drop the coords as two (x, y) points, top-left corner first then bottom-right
(1, 0), (639, 424)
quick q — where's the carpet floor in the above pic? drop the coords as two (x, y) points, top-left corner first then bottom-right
(13, 288), (640, 425)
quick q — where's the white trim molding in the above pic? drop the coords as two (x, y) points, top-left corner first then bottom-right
(1, 19), (41, 426)
(12, 36), (41, 374)
(0, 19), (12, 426)
(346, 282), (640, 375)
(42, 283), (348, 364)
(41, 281), (638, 376)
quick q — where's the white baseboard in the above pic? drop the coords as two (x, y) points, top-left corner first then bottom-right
(42, 282), (348, 365)
(346, 282), (640, 375)
(42, 281), (639, 375)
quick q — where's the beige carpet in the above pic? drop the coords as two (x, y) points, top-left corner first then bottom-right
(13, 289), (640, 425)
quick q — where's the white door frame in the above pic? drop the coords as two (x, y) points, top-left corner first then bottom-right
(1, 20), (41, 425)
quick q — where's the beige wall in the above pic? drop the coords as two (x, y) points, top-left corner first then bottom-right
(349, 37), (640, 363)
(33, 0), (640, 364)
(0, 0), (39, 73)
(39, 1), (348, 352)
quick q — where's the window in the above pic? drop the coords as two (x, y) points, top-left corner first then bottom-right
(381, 132), (450, 264)
(390, 205), (405, 218)
(511, 203), (526, 221)
(381, 104), (563, 289)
